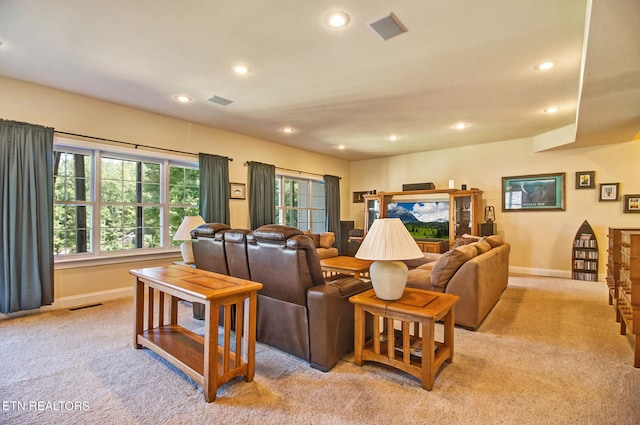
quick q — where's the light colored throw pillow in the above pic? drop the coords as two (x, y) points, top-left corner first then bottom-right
(430, 244), (478, 288)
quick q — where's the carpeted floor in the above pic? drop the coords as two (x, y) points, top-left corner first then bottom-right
(1, 275), (639, 424)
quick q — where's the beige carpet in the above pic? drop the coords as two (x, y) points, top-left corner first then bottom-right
(1, 275), (639, 425)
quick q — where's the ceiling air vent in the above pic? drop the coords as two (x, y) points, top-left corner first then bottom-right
(207, 95), (234, 106)
(369, 12), (408, 40)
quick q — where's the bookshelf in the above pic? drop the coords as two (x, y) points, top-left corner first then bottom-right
(572, 220), (599, 281)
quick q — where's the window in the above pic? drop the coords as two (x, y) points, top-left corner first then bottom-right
(275, 175), (325, 232)
(53, 139), (199, 260)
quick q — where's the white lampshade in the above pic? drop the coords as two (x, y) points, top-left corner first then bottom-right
(356, 218), (424, 300)
(173, 215), (205, 263)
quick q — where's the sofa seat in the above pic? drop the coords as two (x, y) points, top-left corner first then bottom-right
(316, 247), (339, 259)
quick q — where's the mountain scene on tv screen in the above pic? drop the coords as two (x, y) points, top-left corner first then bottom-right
(387, 202), (449, 240)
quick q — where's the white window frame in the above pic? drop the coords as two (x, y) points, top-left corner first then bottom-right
(53, 137), (198, 269)
(275, 172), (326, 233)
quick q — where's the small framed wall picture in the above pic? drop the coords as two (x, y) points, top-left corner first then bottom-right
(575, 171), (595, 189)
(599, 183), (619, 202)
(624, 194), (640, 213)
(230, 182), (246, 200)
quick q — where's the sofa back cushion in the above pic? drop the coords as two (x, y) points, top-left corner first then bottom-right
(224, 229), (252, 280)
(473, 239), (492, 254)
(430, 244), (478, 288)
(191, 223), (231, 274)
(247, 225), (325, 306)
(485, 234), (504, 248)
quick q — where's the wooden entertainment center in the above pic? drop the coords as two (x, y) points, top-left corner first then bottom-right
(362, 188), (483, 253)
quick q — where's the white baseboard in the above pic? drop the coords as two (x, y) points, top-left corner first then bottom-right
(53, 287), (133, 310)
(509, 266), (571, 279)
(509, 266), (606, 282)
(0, 287), (133, 320)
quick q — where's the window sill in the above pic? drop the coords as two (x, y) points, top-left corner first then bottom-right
(54, 250), (182, 270)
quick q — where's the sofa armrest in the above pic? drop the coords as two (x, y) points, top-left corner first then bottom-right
(307, 278), (372, 371)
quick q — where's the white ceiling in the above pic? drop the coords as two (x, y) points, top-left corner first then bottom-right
(0, 0), (638, 161)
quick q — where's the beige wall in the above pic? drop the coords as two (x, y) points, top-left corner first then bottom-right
(349, 137), (640, 277)
(1, 76), (350, 307)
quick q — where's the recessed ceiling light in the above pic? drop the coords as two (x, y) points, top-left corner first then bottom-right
(337, 144), (346, 150)
(325, 11), (350, 28)
(535, 61), (555, 71)
(544, 106), (560, 113)
(389, 135), (399, 142)
(232, 65), (250, 75)
(282, 127), (294, 134)
(453, 122), (469, 130)
(174, 95), (192, 103)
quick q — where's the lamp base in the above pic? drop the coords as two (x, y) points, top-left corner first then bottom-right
(369, 260), (409, 300)
(180, 240), (194, 263)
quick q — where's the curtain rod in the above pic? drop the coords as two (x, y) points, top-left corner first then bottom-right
(244, 161), (340, 179)
(55, 131), (233, 161)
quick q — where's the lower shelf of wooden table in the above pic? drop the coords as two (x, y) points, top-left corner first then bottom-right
(137, 325), (246, 386)
(361, 338), (451, 381)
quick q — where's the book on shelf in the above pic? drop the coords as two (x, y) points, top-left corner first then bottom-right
(379, 329), (437, 358)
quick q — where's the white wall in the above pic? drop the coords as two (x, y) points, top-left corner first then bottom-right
(349, 137), (640, 277)
(0, 76), (351, 306)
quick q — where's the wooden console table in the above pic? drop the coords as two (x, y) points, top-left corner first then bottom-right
(130, 265), (262, 402)
(350, 288), (459, 390)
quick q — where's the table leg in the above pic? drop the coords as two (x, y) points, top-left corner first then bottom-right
(354, 304), (365, 366)
(134, 278), (144, 349)
(634, 334), (640, 368)
(170, 296), (178, 325)
(203, 301), (218, 402)
(245, 292), (257, 382)
(422, 319), (435, 391)
(444, 306), (455, 363)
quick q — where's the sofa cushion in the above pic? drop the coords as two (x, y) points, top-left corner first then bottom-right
(308, 233), (321, 246)
(485, 234), (504, 248)
(473, 239), (492, 254)
(430, 244), (478, 288)
(318, 232), (335, 248)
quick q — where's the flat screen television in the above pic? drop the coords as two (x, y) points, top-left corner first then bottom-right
(387, 200), (449, 241)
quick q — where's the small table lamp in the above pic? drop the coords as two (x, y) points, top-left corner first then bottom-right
(355, 218), (424, 300)
(173, 215), (205, 263)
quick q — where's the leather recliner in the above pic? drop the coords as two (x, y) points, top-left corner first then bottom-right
(190, 223), (372, 371)
(247, 225), (372, 371)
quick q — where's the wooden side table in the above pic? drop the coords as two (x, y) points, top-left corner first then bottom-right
(350, 288), (459, 390)
(320, 255), (372, 279)
(130, 265), (262, 402)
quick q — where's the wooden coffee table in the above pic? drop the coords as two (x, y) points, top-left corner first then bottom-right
(130, 265), (262, 402)
(350, 287), (459, 390)
(320, 255), (372, 279)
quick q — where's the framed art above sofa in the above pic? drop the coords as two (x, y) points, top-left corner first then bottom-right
(502, 172), (565, 211)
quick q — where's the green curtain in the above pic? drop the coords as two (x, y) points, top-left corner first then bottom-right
(324, 175), (341, 250)
(199, 153), (230, 225)
(0, 119), (54, 313)
(248, 161), (275, 230)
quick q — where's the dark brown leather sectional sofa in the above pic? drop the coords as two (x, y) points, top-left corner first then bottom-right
(190, 223), (372, 372)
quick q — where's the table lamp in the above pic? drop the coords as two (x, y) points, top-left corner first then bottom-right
(355, 218), (424, 300)
(173, 215), (205, 263)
